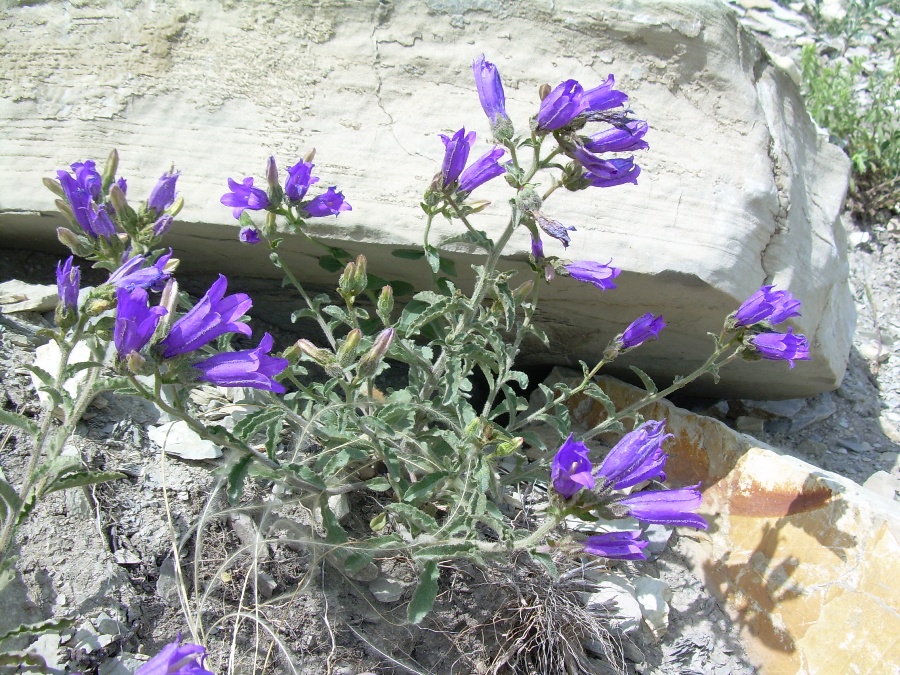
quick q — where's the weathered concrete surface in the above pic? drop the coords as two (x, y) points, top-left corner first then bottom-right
(564, 372), (900, 674)
(0, 0), (854, 398)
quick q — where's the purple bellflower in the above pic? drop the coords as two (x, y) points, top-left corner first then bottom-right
(305, 187), (352, 217)
(285, 160), (319, 202)
(616, 484), (708, 530)
(134, 637), (215, 675)
(734, 285), (802, 328)
(194, 332), (288, 393)
(440, 128), (477, 187)
(457, 146), (506, 195)
(530, 235), (545, 261)
(57, 171), (98, 236)
(621, 313), (666, 349)
(535, 213), (576, 248)
(749, 327), (811, 368)
(69, 160), (103, 201)
(148, 170), (179, 214)
(565, 260), (621, 291)
(583, 531), (649, 561)
(160, 274), (252, 358)
(108, 251), (173, 292)
(535, 79), (585, 132)
(153, 214), (174, 237)
(595, 420), (670, 491)
(473, 55), (511, 132)
(221, 177), (270, 219)
(585, 120), (649, 154)
(580, 74), (629, 119)
(584, 159), (641, 188)
(87, 204), (119, 239)
(56, 256), (81, 314)
(239, 227), (261, 244)
(114, 287), (167, 361)
(551, 434), (596, 498)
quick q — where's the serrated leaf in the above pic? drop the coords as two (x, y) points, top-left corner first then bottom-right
(0, 409), (38, 437)
(629, 366), (658, 395)
(583, 381), (618, 417)
(62, 360), (104, 378)
(226, 455), (254, 504)
(424, 245), (440, 274)
(285, 463), (327, 491)
(392, 248), (425, 260)
(0, 616), (75, 643)
(402, 472), (447, 505)
(387, 503), (438, 533)
(407, 560), (440, 624)
(44, 470), (125, 495)
(0, 652), (46, 667)
(413, 542), (480, 563)
(23, 363), (54, 388)
(319, 496), (348, 544)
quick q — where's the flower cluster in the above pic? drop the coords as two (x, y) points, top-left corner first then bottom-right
(222, 155), (351, 243)
(551, 421), (707, 561)
(731, 285), (811, 368)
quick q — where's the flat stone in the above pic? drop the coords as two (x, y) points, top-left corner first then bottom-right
(148, 421), (222, 461)
(368, 576), (407, 603)
(634, 576), (672, 642)
(155, 556), (183, 607)
(0, 280), (58, 313)
(738, 398), (807, 418)
(0, 0), (854, 400)
(735, 416), (765, 434)
(789, 393), (838, 432)
(564, 371), (900, 674)
(863, 471), (900, 501)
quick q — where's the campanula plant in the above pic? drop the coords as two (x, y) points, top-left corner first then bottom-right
(1, 55), (814, 669)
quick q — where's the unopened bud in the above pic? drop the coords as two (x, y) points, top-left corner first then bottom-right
(356, 328), (394, 379)
(57, 227), (91, 256)
(167, 195), (184, 218)
(512, 279), (535, 302)
(125, 350), (146, 374)
(108, 183), (133, 220)
(162, 256), (180, 274)
(294, 339), (335, 368)
(539, 83), (551, 101)
(102, 149), (120, 191)
(55, 199), (75, 222)
(157, 277), (179, 338)
(43, 177), (64, 198)
(467, 199), (491, 214)
(336, 328), (362, 368)
(338, 255), (368, 303)
(352, 254), (367, 289)
(86, 298), (112, 316)
(303, 147), (316, 163)
(377, 285), (394, 324)
(516, 188), (542, 214)
(266, 156), (279, 189)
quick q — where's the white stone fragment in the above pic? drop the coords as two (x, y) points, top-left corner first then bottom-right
(148, 421), (222, 460)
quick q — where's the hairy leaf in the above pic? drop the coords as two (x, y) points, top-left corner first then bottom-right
(407, 560), (440, 624)
(44, 470), (125, 495)
(0, 409), (37, 437)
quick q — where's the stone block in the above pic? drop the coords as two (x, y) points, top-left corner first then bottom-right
(0, 0), (854, 398)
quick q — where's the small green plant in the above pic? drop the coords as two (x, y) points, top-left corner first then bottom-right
(799, 19), (900, 220)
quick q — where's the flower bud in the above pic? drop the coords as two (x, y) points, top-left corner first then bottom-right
(102, 149), (120, 191)
(167, 195), (184, 218)
(294, 338), (335, 368)
(125, 350), (146, 374)
(338, 255), (368, 303)
(336, 328), (362, 368)
(265, 156), (284, 207)
(303, 147), (316, 163)
(55, 199), (75, 222)
(467, 199), (492, 214)
(86, 298), (112, 316)
(356, 328), (394, 379)
(539, 83), (552, 101)
(377, 285), (394, 324)
(162, 256), (180, 274)
(153, 214), (174, 237)
(516, 187), (542, 214)
(43, 177), (65, 198)
(512, 279), (535, 302)
(57, 227), (92, 257)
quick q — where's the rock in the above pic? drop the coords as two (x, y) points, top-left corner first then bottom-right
(642, 523), (674, 559)
(737, 398), (807, 418)
(148, 421), (222, 460)
(0, 0), (853, 400)
(156, 556), (183, 607)
(837, 438), (871, 454)
(862, 471), (900, 501)
(583, 573), (642, 634)
(31, 339), (108, 412)
(789, 392), (838, 432)
(368, 576), (407, 603)
(735, 416), (766, 434)
(633, 576), (673, 642)
(0, 280), (58, 313)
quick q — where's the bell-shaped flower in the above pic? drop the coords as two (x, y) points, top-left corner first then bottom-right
(69, 160), (103, 201)
(583, 531), (649, 561)
(153, 214), (174, 237)
(595, 420), (670, 491)
(239, 227), (261, 244)
(194, 332), (288, 393)
(108, 250), (173, 292)
(148, 170), (179, 214)
(551, 434), (595, 498)
(584, 157), (641, 188)
(535, 213), (576, 248)
(221, 177), (270, 219)
(473, 54), (512, 135)
(285, 160), (319, 202)
(616, 484), (708, 529)
(564, 260), (621, 291)
(114, 287), (167, 361)
(457, 146), (506, 195)
(134, 637), (215, 675)
(584, 120), (649, 154)
(580, 74), (628, 118)
(440, 128), (477, 187)
(305, 187), (352, 217)
(160, 275), (252, 358)
(748, 328), (811, 368)
(56, 256), (81, 315)
(621, 313), (666, 349)
(535, 79), (584, 132)
(733, 285), (802, 328)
